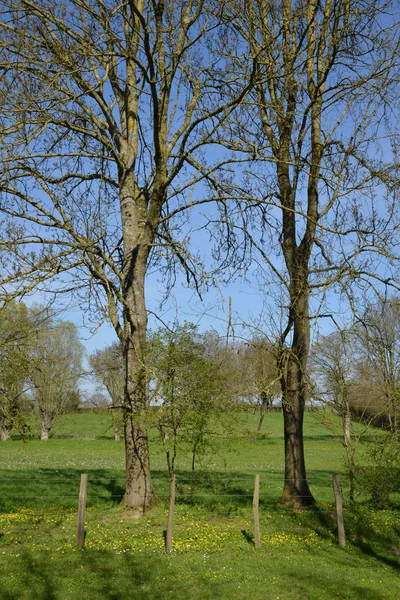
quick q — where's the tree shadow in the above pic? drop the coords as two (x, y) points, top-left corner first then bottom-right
(0, 548), (229, 600)
(240, 528), (255, 547)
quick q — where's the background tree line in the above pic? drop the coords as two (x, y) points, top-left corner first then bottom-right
(0, 301), (84, 440)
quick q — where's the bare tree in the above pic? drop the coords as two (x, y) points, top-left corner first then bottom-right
(310, 330), (358, 500)
(0, 1), (251, 509)
(240, 338), (281, 434)
(30, 318), (84, 440)
(90, 342), (124, 440)
(355, 298), (400, 433)
(212, 0), (400, 506)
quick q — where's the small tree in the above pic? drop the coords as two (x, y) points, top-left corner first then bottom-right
(148, 324), (237, 476)
(90, 343), (124, 441)
(240, 339), (281, 434)
(311, 331), (358, 501)
(355, 298), (400, 434)
(30, 318), (84, 440)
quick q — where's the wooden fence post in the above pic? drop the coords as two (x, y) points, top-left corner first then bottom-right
(166, 474), (176, 553)
(253, 474), (261, 549)
(76, 473), (88, 548)
(332, 474), (345, 547)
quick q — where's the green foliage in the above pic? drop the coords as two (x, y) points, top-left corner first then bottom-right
(0, 301), (32, 438)
(29, 313), (84, 437)
(357, 434), (400, 508)
(147, 324), (238, 474)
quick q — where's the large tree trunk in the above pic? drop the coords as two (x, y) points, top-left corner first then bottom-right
(119, 174), (156, 511)
(121, 273), (155, 511)
(40, 428), (50, 441)
(0, 421), (12, 441)
(40, 414), (53, 440)
(280, 292), (315, 507)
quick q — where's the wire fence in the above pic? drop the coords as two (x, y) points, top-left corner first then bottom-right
(2, 471), (399, 554)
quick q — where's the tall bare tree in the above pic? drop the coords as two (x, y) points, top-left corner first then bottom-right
(0, 1), (251, 509)
(220, 0), (400, 506)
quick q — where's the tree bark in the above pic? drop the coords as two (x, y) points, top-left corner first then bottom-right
(40, 414), (53, 441)
(280, 292), (315, 507)
(119, 175), (156, 511)
(0, 422), (11, 441)
(257, 393), (270, 434)
(40, 428), (50, 441)
(121, 277), (156, 511)
(343, 406), (351, 451)
(257, 407), (266, 434)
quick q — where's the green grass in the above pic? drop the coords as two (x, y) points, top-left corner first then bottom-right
(0, 411), (399, 599)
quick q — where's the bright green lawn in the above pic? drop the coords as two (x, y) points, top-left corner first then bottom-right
(0, 412), (399, 599)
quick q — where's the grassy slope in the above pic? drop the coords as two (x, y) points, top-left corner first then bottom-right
(0, 411), (399, 600)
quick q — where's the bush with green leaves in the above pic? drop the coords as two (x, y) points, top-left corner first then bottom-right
(357, 434), (400, 508)
(147, 324), (240, 475)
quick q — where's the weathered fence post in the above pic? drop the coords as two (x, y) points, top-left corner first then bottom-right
(166, 474), (176, 553)
(253, 474), (261, 549)
(76, 473), (88, 548)
(332, 474), (345, 547)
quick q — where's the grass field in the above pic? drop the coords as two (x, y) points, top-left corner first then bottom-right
(0, 411), (399, 599)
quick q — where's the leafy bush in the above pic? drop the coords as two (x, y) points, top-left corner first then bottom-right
(357, 434), (400, 508)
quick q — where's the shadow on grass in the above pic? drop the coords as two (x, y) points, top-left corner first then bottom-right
(0, 467), (375, 512)
(0, 549), (228, 600)
(1, 467), (398, 569)
(240, 528), (255, 547)
(0, 542), (398, 600)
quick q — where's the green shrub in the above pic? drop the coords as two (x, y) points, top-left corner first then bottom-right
(357, 434), (400, 508)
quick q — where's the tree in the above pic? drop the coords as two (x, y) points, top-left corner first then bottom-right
(311, 332), (353, 448)
(148, 324), (237, 476)
(30, 318), (84, 440)
(0, 1), (251, 510)
(240, 338), (281, 434)
(90, 342), (124, 441)
(0, 301), (31, 439)
(310, 330), (358, 501)
(355, 298), (400, 433)
(220, 0), (400, 506)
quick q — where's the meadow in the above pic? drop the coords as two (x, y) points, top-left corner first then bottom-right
(0, 411), (399, 600)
